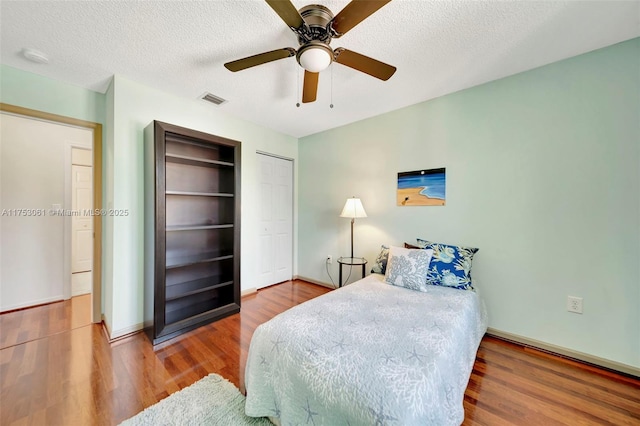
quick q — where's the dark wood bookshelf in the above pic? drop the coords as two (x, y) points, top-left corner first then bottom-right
(166, 153), (235, 168)
(166, 224), (234, 232)
(165, 190), (234, 197)
(166, 278), (234, 301)
(144, 121), (241, 345)
(166, 253), (234, 270)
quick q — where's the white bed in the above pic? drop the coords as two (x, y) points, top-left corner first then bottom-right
(244, 273), (488, 425)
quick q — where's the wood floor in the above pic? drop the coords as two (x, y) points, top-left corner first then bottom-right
(1, 282), (638, 426)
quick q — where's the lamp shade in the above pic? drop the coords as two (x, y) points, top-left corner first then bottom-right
(298, 46), (332, 72)
(296, 40), (333, 72)
(340, 197), (367, 218)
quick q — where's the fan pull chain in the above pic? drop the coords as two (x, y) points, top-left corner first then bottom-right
(330, 65), (334, 109)
(296, 62), (301, 108)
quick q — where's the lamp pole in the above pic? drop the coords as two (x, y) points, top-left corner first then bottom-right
(350, 217), (354, 259)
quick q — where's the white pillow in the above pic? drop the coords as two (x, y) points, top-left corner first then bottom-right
(384, 246), (434, 292)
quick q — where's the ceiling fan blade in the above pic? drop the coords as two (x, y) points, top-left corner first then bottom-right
(331, 0), (392, 37)
(334, 48), (396, 81)
(302, 71), (319, 103)
(224, 48), (296, 72)
(265, 0), (305, 30)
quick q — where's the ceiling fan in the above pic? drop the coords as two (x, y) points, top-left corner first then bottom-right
(224, 0), (396, 104)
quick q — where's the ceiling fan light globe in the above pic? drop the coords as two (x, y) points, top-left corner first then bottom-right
(299, 46), (332, 72)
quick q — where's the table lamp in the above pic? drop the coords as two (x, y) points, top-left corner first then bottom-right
(340, 197), (367, 258)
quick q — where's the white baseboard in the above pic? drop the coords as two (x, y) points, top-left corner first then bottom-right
(101, 314), (111, 337)
(109, 321), (144, 340)
(0, 295), (63, 313)
(294, 275), (335, 289)
(71, 271), (92, 296)
(487, 327), (639, 378)
(241, 287), (257, 297)
(111, 322), (144, 339)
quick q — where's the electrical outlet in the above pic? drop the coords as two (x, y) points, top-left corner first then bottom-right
(567, 296), (583, 314)
(326, 255), (332, 264)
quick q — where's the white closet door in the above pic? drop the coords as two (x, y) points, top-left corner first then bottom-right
(258, 153), (293, 288)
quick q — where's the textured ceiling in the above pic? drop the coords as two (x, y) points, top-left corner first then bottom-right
(1, 1), (638, 138)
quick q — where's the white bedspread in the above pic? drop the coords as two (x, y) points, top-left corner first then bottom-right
(244, 274), (488, 425)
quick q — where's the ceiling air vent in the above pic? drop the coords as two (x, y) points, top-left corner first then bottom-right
(200, 92), (227, 106)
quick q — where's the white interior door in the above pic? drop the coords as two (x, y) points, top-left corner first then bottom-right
(71, 164), (93, 273)
(258, 153), (293, 288)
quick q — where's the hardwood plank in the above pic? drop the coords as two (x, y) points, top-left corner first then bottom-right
(480, 339), (640, 401)
(0, 294), (91, 349)
(1, 280), (638, 426)
(477, 346), (640, 415)
(468, 369), (621, 425)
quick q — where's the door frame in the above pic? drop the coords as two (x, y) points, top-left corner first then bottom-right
(1, 103), (103, 323)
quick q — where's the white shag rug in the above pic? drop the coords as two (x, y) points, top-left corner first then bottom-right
(119, 374), (273, 426)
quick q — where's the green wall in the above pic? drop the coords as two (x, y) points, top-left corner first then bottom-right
(298, 38), (640, 368)
(0, 65), (105, 124)
(106, 75), (298, 337)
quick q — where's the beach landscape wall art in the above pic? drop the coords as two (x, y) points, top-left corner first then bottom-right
(397, 168), (446, 206)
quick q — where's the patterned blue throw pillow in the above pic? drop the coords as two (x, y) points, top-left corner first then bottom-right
(371, 245), (389, 274)
(416, 238), (479, 290)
